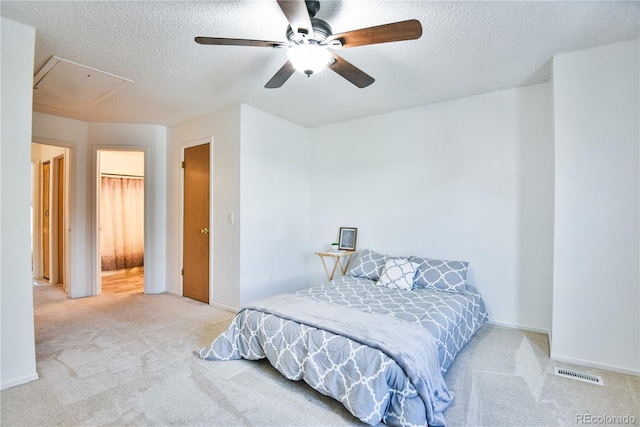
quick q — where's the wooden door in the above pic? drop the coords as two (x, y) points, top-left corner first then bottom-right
(42, 161), (50, 280)
(183, 143), (210, 303)
(56, 157), (65, 284)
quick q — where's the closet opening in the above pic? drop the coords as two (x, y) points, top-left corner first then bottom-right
(31, 143), (69, 294)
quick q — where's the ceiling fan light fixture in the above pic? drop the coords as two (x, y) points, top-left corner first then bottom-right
(287, 44), (332, 76)
(195, 1), (423, 88)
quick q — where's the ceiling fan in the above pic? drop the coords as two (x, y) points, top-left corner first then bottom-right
(195, 0), (422, 89)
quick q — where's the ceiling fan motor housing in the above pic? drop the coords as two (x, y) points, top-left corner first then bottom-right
(286, 18), (333, 45)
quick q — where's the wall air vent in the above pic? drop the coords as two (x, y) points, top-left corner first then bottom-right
(554, 367), (603, 385)
(33, 56), (132, 112)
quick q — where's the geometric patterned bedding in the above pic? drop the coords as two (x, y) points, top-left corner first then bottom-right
(297, 276), (489, 373)
(196, 276), (488, 427)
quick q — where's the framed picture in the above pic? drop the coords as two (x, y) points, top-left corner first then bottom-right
(338, 227), (357, 251)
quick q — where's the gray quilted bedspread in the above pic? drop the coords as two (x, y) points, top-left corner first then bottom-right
(298, 276), (488, 374)
(196, 276), (488, 427)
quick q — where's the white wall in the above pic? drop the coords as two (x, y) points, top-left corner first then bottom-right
(239, 104), (311, 305)
(309, 84), (555, 332)
(32, 143), (66, 163)
(100, 151), (145, 176)
(167, 106), (242, 309)
(167, 104), (311, 309)
(552, 40), (639, 375)
(1, 17), (38, 389)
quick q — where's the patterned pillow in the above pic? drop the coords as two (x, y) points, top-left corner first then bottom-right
(346, 249), (389, 280)
(410, 256), (469, 294)
(376, 258), (419, 291)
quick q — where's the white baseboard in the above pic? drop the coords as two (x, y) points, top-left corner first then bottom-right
(485, 320), (550, 335)
(484, 322), (638, 377)
(210, 301), (238, 313)
(164, 290), (237, 313)
(550, 352), (640, 377)
(1, 372), (39, 390)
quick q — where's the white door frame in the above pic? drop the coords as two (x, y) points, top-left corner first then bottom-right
(92, 146), (148, 296)
(179, 137), (214, 302)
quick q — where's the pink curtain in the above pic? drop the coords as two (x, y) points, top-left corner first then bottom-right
(100, 176), (144, 271)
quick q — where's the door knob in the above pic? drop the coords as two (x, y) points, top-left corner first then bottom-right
(200, 227), (209, 234)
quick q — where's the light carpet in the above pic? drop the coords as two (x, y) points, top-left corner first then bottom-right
(1, 283), (638, 426)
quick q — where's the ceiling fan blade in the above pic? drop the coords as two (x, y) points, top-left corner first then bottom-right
(277, 0), (314, 38)
(328, 53), (374, 88)
(265, 60), (296, 89)
(325, 19), (422, 49)
(195, 37), (288, 48)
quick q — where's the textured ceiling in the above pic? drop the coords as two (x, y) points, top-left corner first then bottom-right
(1, 1), (638, 128)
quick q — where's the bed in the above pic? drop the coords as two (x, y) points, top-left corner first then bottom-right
(196, 249), (488, 427)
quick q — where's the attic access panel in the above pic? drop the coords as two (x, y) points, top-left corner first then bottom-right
(33, 56), (133, 112)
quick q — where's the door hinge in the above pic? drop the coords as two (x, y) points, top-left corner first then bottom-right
(181, 269), (184, 276)
(181, 161), (185, 168)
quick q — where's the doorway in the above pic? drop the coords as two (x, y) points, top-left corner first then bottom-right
(31, 143), (69, 291)
(97, 150), (145, 294)
(181, 139), (212, 304)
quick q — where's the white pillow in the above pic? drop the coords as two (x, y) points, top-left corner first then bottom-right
(376, 258), (419, 291)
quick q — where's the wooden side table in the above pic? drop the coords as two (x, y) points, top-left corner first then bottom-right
(315, 251), (355, 281)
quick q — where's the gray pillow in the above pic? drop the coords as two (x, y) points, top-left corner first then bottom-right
(346, 249), (390, 281)
(410, 256), (469, 294)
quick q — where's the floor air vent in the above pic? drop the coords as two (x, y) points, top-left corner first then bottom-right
(554, 367), (603, 385)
